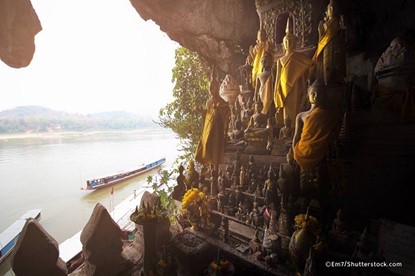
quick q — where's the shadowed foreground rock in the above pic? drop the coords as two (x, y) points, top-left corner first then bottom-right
(0, 0), (42, 68)
(80, 203), (132, 275)
(11, 219), (67, 276)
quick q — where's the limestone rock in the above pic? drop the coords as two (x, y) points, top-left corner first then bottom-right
(129, 0), (258, 75)
(11, 219), (67, 276)
(80, 203), (132, 275)
(0, 0), (42, 68)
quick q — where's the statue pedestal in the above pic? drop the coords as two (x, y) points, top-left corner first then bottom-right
(244, 131), (269, 155)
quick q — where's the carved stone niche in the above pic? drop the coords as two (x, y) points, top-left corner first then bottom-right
(255, 0), (314, 50)
(274, 12), (296, 51)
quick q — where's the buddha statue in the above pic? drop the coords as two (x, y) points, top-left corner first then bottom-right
(292, 81), (342, 170)
(185, 160), (199, 189)
(244, 101), (272, 153)
(247, 29), (273, 89)
(254, 52), (274, 116)
(210, 168), (218, 196)
(274, 18), (312, 128)
(172, 164), (186, 200)
(263, 166), (278, 209)
(279, 117), (294, 140)
(229, 116), (245, 145)
(331, 208), (348, 234)
(194, 70), (230, 169)
(313, 0), (346, 85)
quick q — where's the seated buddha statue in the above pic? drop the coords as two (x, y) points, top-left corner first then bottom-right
(244, 101), (272, 154)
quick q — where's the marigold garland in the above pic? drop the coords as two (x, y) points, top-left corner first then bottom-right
(294, 213), (319, 236)
(182, 188), (203, 209)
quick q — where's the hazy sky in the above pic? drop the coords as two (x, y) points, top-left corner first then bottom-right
(1, 0), (179, 117)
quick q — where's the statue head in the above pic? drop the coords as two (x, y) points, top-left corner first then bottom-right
(257, 29), (267, 43)
(209, 69), (220, 97)
(325, 0), (338, 20)
(254, 101), (264, 113)
(307, 80), (327, 106)
(283, 18), (297, 53)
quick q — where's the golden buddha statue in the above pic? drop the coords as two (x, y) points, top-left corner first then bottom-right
(274, 19), (313, 128)
(247, 29), (273, 89)
(313, 0), (346, 85)
(292, 81), (342, 170)
(254, 52), (274, 116)
(194, 71), (230, 168)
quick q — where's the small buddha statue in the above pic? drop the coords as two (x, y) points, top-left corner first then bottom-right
(331, 209), (348, 234)
(239, 165), (246, 190)
(248, 175), (257, 194)
(172, 164), (186, 201)
(210, 168), (218, 196)
(231, 149), (242, 182)
(245, 101), (268, 131)
(229, 117), (245, 145)
(247, 155), (256, 177)
(235, 201), (246, 221)
(244, 101), (272, 153)
(279, 117), (294, 140)
(185, 160), (199, 189)
(263, 166), (277, 209)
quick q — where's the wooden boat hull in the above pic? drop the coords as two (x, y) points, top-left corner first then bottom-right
(85, 158), (166, 190)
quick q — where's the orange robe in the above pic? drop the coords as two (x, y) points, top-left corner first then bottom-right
(195, 97), (230, 166)
(294, 107), (341, 170)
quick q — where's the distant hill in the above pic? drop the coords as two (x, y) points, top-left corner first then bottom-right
(0, 106), (157, 134)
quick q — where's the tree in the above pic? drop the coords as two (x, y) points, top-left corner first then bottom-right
(159, 47), (210, 162)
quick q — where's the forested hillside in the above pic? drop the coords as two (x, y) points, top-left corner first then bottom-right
(0, 106), (155, 133)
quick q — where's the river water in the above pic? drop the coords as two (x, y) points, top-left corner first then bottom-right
(0, 128), (179, 263)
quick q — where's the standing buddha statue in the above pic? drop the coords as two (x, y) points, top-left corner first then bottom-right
(274, 18), (313, 128)
(247, 29), (273, 89)
(312, 0), (346, 85)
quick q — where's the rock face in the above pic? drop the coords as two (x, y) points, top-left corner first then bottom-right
(129, 0), (259, 74)
(11, 219), (67, 276)
(0, 0), (42, 68)
(80, 203), (132, 276)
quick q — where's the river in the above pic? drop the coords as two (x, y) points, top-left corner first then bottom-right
(0, 128), (180, 272)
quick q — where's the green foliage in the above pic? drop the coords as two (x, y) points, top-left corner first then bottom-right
(146, 169), (177, 219)
(158, 47), (210, 163)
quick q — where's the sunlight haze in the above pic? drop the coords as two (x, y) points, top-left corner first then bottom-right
(0, 0), (178, 117)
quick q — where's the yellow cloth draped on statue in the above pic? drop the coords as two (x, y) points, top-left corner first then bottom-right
(195, 98), (230, 166)
(294, 107), (341, 170)
(255, 71), (274, 116)
(251, 42), (270, 89)
(312, 19), (341, 63)
(274, 52), (312, 125)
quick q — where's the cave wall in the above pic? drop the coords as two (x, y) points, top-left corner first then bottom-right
(129, 0), (259, 75)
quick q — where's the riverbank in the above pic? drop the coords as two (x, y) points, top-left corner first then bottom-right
(0, 128), (165, 141)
